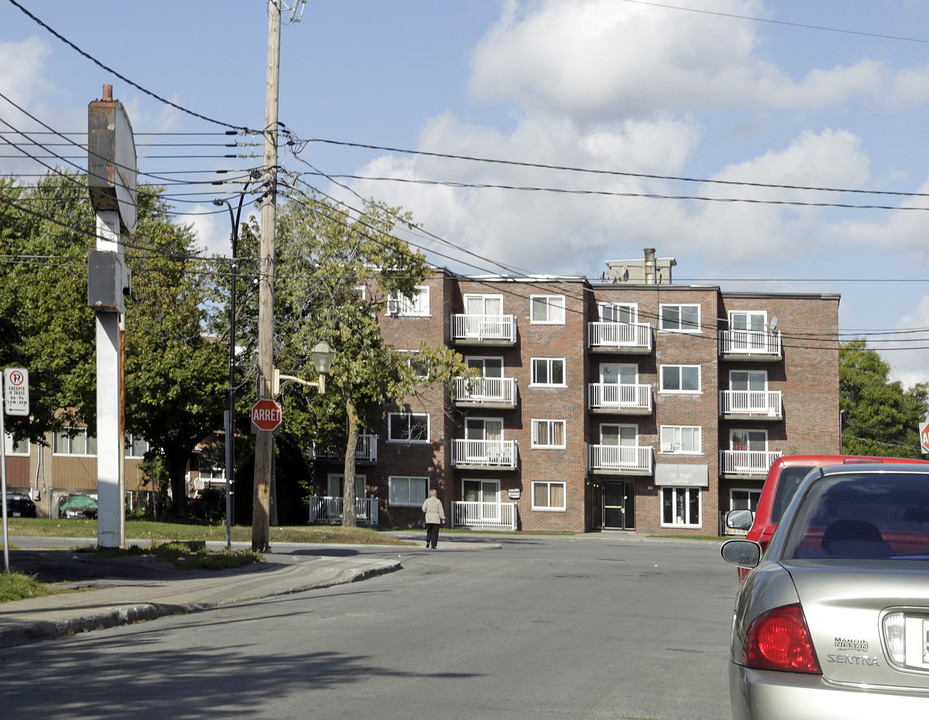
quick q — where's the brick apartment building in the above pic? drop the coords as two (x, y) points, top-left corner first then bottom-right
(310, 249), (840, 536)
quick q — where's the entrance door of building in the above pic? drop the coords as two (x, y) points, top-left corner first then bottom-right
(603, 482), (635, 530)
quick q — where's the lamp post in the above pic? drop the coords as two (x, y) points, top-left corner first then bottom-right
(273, 341), (336, 395)
(212, 189), (252, 549)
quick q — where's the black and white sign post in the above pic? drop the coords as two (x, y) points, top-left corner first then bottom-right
(1, 368), (29, 571)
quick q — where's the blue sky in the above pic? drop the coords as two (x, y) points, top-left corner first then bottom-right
(3, 0), (929, 387)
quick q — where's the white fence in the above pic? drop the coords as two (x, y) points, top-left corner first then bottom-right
(719, 390), (782, 417)
(588, 383), (652, 412)
(455, 376), (518, 405)
(452, 439), (518, 468)
(719, 450), (782, 476)
(718, 330), (781, 357)
(452, 501), (518, 530)
(588, 444), (653, 473)
(308, 496), (380, 525)
(588, 321), (652, 351)
(309, 434), (378, 463)
(451, 314), (517, 343)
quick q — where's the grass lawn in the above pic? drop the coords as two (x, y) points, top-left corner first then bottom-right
(4, 517), (412, 546)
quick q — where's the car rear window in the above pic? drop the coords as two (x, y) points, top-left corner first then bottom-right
(770, 465), (814, 524)
(786, 472), (929, 560)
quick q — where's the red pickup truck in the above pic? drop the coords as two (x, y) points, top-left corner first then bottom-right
(728, 454), (929, 578)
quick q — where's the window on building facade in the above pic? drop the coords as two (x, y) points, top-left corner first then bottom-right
(3, 433), (29, 456)
(389, 476), (429, 506)
(126, 434), (150, 458)
(531, 357), (566, 386)
(532, 481), (566, 511)
(399, 350), (429, 378)
(53, 427), (97, 456)
(729, 310), (766, 332)
(599, 302), (637, 323)
(388, 413), (430, 442)
(660, 364), (700, 393)
(388, 286), (430, 317)
(662, 487), (701, 527)
(531, 419), (566, 449)
(660, 303), (701, 332)
(660, 425), (702, 454)
(466, 356), (504, 378)
(730, 488), (761, 513)
(530, 295), (565, 324)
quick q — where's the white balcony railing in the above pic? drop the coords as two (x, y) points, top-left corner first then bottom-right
(588, 383), (652, 412)
(451, 314), (517, 343)
(452, 501), (518, 530)
(719, 390), (782, 417)
(455, 376), (518, 405)
(309, 434), (378, 463)
(588, 444), (653, 474)
(719, 450), (783, 476)
(308, 495), (380, 525)
(588, 321), (652, 351)
(452, 439), (518, 469)
(718, 329), (782, 357)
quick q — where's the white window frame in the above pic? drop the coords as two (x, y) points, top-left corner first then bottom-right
(387, 412), (430, 443)
(659, 425), (702, 454)
(53, 427), (97, 456)
(598, 302), (637, 324)
(399, 350), (429, 378)
(326, 473), (367, 498)
(530, 295), (566, 325)
(388, 476), (429, 507)
(531, 419), (567, 449)
(126, 433), (149, 459)
(659, 364), (701, 393)
(531, 357), (566, 387)
(388, 286), (430, 317)
(3, 433), (29, 456)
(661, 487), (702, 528)
(729, 310), (767, 331)
(730, 488), (762, 513)
(660, 303), (701, 332)
(532, 481), (567, 511)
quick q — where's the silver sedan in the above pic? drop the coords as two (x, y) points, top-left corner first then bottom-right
(722, 463), (929, 719)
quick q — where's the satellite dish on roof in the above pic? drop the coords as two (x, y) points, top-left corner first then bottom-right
(770, 317), (778, 331)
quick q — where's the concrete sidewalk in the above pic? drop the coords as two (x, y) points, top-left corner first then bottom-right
(0, 543), (402, 649)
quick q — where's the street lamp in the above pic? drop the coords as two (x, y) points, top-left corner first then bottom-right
(212, 185), (253, 549)
(273, 340), (337, 395)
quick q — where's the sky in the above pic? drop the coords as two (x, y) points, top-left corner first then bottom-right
(3, 0), (929, 387)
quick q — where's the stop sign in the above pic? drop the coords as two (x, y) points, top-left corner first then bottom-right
(251, 399), (283, 432)
(920, 420), (929, 455)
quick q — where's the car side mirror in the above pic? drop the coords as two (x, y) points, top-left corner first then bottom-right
(721, 539), (761, 569)
(726, 509), (754, 531)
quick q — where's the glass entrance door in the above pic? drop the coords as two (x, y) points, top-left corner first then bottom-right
(603, 482), (635, 530)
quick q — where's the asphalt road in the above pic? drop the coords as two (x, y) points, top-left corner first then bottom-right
(0, 534), (736, 720)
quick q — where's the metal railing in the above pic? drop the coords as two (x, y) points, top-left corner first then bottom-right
(719, 450), (782, 476)
(588, 321), (652, 351)
(718, 329), (782, 357)
(452, 439), (518, 468)
(588, 383), (652, 412)
(719, 390), (782, 417)
(309, 434), (378, 463)
(455, 376), (518, 405)
(452, 500), (518, 530)
(588, 444), (653, 473)
(451, 314), (517, 343)
(308, 495), (379, 525)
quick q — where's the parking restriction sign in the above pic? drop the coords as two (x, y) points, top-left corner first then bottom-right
(3, 368), (28, 416)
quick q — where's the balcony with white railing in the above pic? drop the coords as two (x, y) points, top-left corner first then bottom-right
(452, 501), (518, 530)
(451, 314), (517, 345)
(719, 450), (783, 478)
(588, 383), (653, 414)
(455, 376), (518, 408)
(309, 433), (378, 463)
(588, 444), (653, 475)
(718, 329), (782, 360)
(452, 439), (518, 470)
(308, 495), (380, 525)
(587, 321), (652, 353)
(719, 390), (782, 420)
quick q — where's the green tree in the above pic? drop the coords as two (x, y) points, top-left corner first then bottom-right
(840, 340), (928, 457)
(272, 194), (471, 527)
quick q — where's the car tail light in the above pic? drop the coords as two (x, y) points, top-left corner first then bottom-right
(743, 604), (821, 674)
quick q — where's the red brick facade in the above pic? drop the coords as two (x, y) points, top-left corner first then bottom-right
(317, 267), (840, 536)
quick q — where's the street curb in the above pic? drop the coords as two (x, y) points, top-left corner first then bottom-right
(0, 559), (402, 649)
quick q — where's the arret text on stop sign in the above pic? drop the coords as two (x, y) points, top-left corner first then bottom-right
(251, 399), (283, 432)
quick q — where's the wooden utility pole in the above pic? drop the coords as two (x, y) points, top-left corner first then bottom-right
(252, 0), (282, 552)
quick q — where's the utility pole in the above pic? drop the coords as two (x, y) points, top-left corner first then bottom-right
(252, 0), (282, 552)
